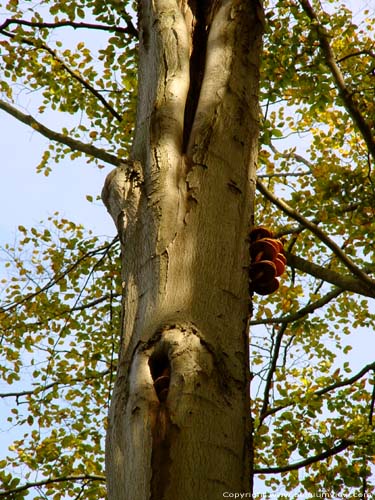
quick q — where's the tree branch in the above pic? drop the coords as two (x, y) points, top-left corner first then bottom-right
(0, 237), (119, 312)
(0, 29), (122, 121)
(61, 293), (121, 313)
(0, 99), (120, 166)
(0, 17), (138, 38)
(337, 49), (375, 64)
(276, 202), (361, 239)
(269, 142), (314, 171)
(0, 475), (105, 497)
(286, 252), (375, 299)
(249, 287), (343, 325)
(0, 369), (113, 400)
(369, 375), (375, 426)
(256, 179), (375, 293)
(315, 362), (375, 399)
(263, 361), (375, 420)
(298, 0), (375, 161)
(259, 323), (288, 424)
(254, 439), (354, 474)
(2, 292), (121, 321)
(257, 172), (309, 179)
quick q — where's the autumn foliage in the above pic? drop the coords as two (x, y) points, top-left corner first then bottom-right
(1, 0), (375, 498)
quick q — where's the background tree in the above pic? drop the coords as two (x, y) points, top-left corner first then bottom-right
(1, 0), (375, 499)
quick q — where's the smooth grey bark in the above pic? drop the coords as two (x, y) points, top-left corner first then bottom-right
(102, 1), (264, 499)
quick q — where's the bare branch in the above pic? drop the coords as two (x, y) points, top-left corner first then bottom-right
(0, 17), (138, 38)
(298, 0), (375, 161)
(276, 202), (361, 239)
(256, 179), (375, 293)
(44, 47), (122, 122)
(0, 99), (120, 166)
(0, 475), (105, 498)
(254, 439), (354, 474)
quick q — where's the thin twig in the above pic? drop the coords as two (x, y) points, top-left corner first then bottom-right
(269, 142), (314, 170)
(257, 172), (309, 179)
(337, 49), (375, 64)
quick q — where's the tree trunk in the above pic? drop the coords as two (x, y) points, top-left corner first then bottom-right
(102, 1), (264, 498)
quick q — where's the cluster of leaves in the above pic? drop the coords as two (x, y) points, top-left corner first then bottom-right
(0, 0), (135, 497)
(0, 0), (138, 174)
(251, 0), (375, 496)
(0, 216), (121, 498)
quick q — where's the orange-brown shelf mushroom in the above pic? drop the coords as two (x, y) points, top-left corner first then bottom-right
(249, 226), (273, 242)
(249, 227), (286, 295)
(250, 239), (278, 262)
(249, 260), (277, 282)
(253, 277), (280, 295)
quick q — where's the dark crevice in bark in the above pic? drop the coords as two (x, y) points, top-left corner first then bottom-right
(150, 405), (173, 500)
(150, 350), (171, 402)
(149, 351), (173, 500)
(182, 0), (210, 152)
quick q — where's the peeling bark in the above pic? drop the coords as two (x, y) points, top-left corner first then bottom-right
(103, 1), (264, 498)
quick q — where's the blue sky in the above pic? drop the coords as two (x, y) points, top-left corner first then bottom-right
(0, 96), (115, 246)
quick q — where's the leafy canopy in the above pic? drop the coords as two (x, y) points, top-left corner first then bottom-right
(1, 0), (375, 498)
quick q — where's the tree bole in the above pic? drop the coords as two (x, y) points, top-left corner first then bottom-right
(103, 1), (264, 498)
